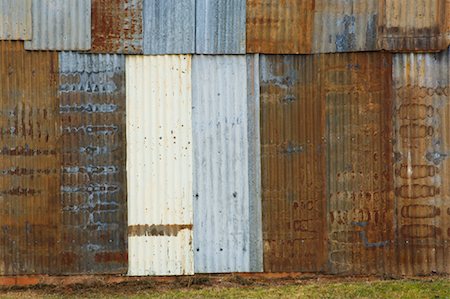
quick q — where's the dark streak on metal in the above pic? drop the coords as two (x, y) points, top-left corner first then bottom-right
(128, 224), (193, 237)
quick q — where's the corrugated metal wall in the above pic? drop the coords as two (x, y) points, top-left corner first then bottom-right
(24, 0), (91, 51)
(0, 0), (32, 40)
(59, 52), (127, 274)
(126, 55), (194, 276)
(192, 55), (262, 273)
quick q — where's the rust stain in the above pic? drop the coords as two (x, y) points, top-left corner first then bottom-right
(95, 252), (128, 264)
(128, 224), (193, 237)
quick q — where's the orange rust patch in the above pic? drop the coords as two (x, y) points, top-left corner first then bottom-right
(128, 224), (193, 237)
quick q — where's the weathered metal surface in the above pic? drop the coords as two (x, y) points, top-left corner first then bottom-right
(126, 55), (193, 276)
(0, 0), (32, 40)
(192, 55), (262, 273)
(91, 0), (143, 54)
(0, 41), (59, 274)
(393, 50), (450, 275)
(143, 0), (195, 54)
(260, 55), (327, 272)
(24, 0), (91, 51)
(378, 0), (449, 52)
(196, 0), (246, 54)
(59, 52), (127, 274)
(325, 53), (394, 275)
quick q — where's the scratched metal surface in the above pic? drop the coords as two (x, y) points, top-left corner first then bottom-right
(0, 41), (60, 275)
(59, 52), (127, 274)
(393, 49), (450, 275)
(0, 0), (32, 40)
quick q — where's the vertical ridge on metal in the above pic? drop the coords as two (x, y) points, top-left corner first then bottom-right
(0, 0), (32, 40)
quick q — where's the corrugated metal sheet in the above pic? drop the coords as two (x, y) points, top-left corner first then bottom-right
(126, 55), (193, 276)
(59, 52), (127, 274)
(0, 41), (59, 275)
(91, 0), (143, 54)
(192, 55), (262, 273)
(393, 49), (450, 275)
(195, 0), (246, 54)
(378, 0), (449, 52)
(143, 0), (195, 54)
(24, 0), (91, 51)
(0, 0), (32, 40)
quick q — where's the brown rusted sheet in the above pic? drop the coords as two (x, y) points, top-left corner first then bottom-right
(325, 53), (395, 275)
(59, 52), (127, 274)
(260, 55), (327, 272)
(393, 50), (450, 275)
(91, 0), (143, 54)
(0, 41), (60, 275)
(247, 0), (315, 54)
(378, 0), (449, 52)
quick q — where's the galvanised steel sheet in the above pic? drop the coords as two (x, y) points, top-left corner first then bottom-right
(0, 0), (32, 40)
(195, 0), (246, 54)
(379, 0), (449, 52)
(192, 55), (262, 273)
(0, 41), (59, 275)
(24, 0), (91, 51)
(59, 52), (127, 274)
(91, 0), (143, 54)
(143, 0), (195, 54)
(393, 49), (450, 275)
(126, 55), (193, 276)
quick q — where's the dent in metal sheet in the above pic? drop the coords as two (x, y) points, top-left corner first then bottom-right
(25, 0), (91, 50)
(59, 52), (127, 274)
(143, 0), (195, 54)
(91, 0), (143, 54)
(196, 0), (246, 54)
(0, 0), (32, 40)
(0, 41), (59, 275)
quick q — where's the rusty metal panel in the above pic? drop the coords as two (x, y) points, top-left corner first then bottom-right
(59, 52), (127, 274)
(260, 55), (327, 272)
(378, 0), (449, 51)
(196, 0), (246, 54)
(393, 50), (450, 275)
(126, 55), (193, 276)
(0, 0), (32, 40)
(24, 0), (91, 51)
(91, 0), (143, 54)
(143, 0), (195, 54)
(325, 53), (395, 275)
(0, 41), (59, 275)
(247, 0), (315, 54)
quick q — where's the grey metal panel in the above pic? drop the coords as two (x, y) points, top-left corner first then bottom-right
(24, 0), (91, 50)
(143, 0), (195, 54)
(192, 55), (262, 273)
(196, 0), (246, 54)
(0, 0), (32, 40)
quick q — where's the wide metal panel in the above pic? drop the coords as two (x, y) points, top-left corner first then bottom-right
(196, 0), (246, 54)
(0, 41), (59, 275)
(126, 55), (193, 276)
(24, 0), (91, 50)
(0, 0), (32, 40)
(379, 0), (449, 51)
(393, 49), (450, 275)
(91, 0), (143, 54)
(192, 55), (262, 273)
(59, 53), (127, 274)
(143, 0), (195, 54)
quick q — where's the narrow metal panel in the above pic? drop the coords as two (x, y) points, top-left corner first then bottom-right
(196, 0), (246, 54)
(59, 53), (127, 274)
(192, 55), (262, 273)
(24, 0), (91, 50)
(0, 41), (59, 275)
(0, 0), (32, 40)
(91, 0), (143, 54)
(393, 49), (450, 275)
(126, 55), (193, 276)
(143, 0), (195, 54)
(379, 0), (449, 51)
(325, 53), (395, 275)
